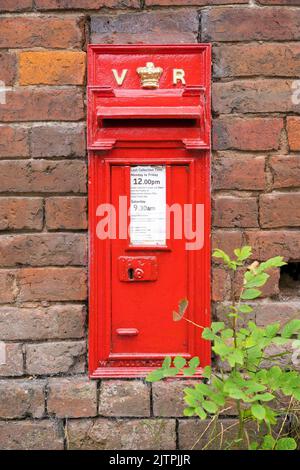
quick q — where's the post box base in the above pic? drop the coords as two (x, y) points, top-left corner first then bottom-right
(90, 367), (204, 379)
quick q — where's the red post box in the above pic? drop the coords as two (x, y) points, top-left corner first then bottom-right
(88, 44), (211, 378)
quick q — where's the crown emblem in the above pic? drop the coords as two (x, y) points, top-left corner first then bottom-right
(136, 62), (163, 89)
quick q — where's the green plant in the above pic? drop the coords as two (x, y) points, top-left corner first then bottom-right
(146, 246), (300, 450)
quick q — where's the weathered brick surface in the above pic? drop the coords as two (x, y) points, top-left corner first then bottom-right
(202, 7), (300, 42)
(48, 377), (97, 418)
(31, 124), (85, 158)
(213, 196), (258, 228)
(67, 418), (176, 450)
(0, 16), (83, 48)
(212, 267), (231, 302)
(213, 79), (296, 114)
(36, 0), (140, 8)
(0, 198), (43, 231)
(0, 270), (16, 303)
(0, 0), (32, 10)
(255, 301), (300, 326)
(213, 117), (283, 151)
(19, 51), (86, 85)
(212, 230), (244, 259)
(287, 117), (300, 151)
(152, 380), (199, 417)
(270, 156), (300, 189)
(0, 160), (87, 194)
(0, 52), (16, 86)
(99, 380), (150, 417)
(0, 379), (45, 419)
(260, 193), (300, 228)
(246, 230), (300, 260)
(0, 126), (29, 158)
(0, 233), (87, 267)
(17, 267), (87, 302)
(0, 421), (63, 450)
(214, 43), (300, 78)
(46, 197), (87, 230)
(0, 304), (86, 340)
(90, 10), (199, 44)
(147, 0), (247, 3)
(0, 88), (84, 122)
(0, 343), (24, 377)
(213, 156), (265, 190)
(25, 340), (86, 375)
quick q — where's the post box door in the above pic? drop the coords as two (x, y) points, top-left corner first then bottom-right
(111, 163), (189, 356)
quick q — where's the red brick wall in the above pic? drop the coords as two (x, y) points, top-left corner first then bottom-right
(0, 0), (299, 450)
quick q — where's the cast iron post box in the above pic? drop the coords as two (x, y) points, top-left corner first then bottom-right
(88, 44), (211, 378)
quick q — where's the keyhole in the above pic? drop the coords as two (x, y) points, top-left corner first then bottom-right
(128, 268), (134, 280)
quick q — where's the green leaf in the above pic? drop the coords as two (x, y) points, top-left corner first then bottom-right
(212, 249), (231, 264)
(234, 246), (252, 261)
(265, 323), (280, 338)
(202, 365), (212, 379)
(202, 328), (215, 340)
(258, 256), (286, 273)
(195, 406), (207, 420)
(252, 393), (274, 402)
(261, 434), (275, 450)
(251, 403), (266, 420)
(202, 400), (218, 414)
(275, 437), (297, 451)
(173, 356), (186, 369)
(183, 367), (197, 376)
(281, 319), (300, 339)
(162, 356), (172, 369)
(250, 442), (259, 450)
(238, 304), (253, 314)
(183, 407), (195, 417)
(244, 273), (269, 288)
(189, 357), (200, 369)
(241, 288), (261, 300)
(162, 368), (179, 377)
(211, 322), (225, 334)
(146, 369), (164, 382)
(227, 349), (244, 367)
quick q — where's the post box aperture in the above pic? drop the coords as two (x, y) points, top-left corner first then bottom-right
(88, 45), (211, 378)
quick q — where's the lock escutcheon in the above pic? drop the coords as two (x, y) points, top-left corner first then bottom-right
(134, 268), (144, 280)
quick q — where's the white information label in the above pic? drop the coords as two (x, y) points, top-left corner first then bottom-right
(130, 165), (166, 246)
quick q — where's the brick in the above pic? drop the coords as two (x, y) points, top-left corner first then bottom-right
(36, 0), (140, 8)
(31, 124), (85, 158)
(19, 51), (86, 86)
(260, 193), (300, 228)
(234, 268), (280, 299)
(0, 88), (84, 122)
(214, 302), (255, 328)
(0, 271), (16, 303)
(178, 419), (258, 450)
(0, 304), (86, 341)
(246, 230), (300, 261)
(258, 0), (300, 4)
(48, 377), (97, 418)
(212, 230), (244, 259)
(0, 126), (29, 158)
(213, 196), (258, 228)
(0, 343), (24, 377)
(270, 155), (300, 189)
(212, 267), (231, 302)
(0, 379), (45, 419)
(214, 43), (300, 78)
(255, 301), (300, 326)
(90, 10), (198, 44)
(213, 156), (265, 190)
(152, 380), (199, 417)
(0, 0), (32, 11)
(202, 7), (300, 42)
(0, 421), (63, 450)
(287, 117), (300, 151)
(46, 197), (87, 230)
(17, 267), (87, 302)
(262, 341), (299, 370)
(0, 233), (87, 267)
(213, 79), (295, 114)
(0, 198), (43, 231)
(0, 52), (16, 85)
(0, 16), (83, 49)
(25, 340), (86, 375)
(67, 418), (176, 450)
(0, 160), (87, 194)
(213, 117), (283, 151)
(99, 380), (150, 417)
